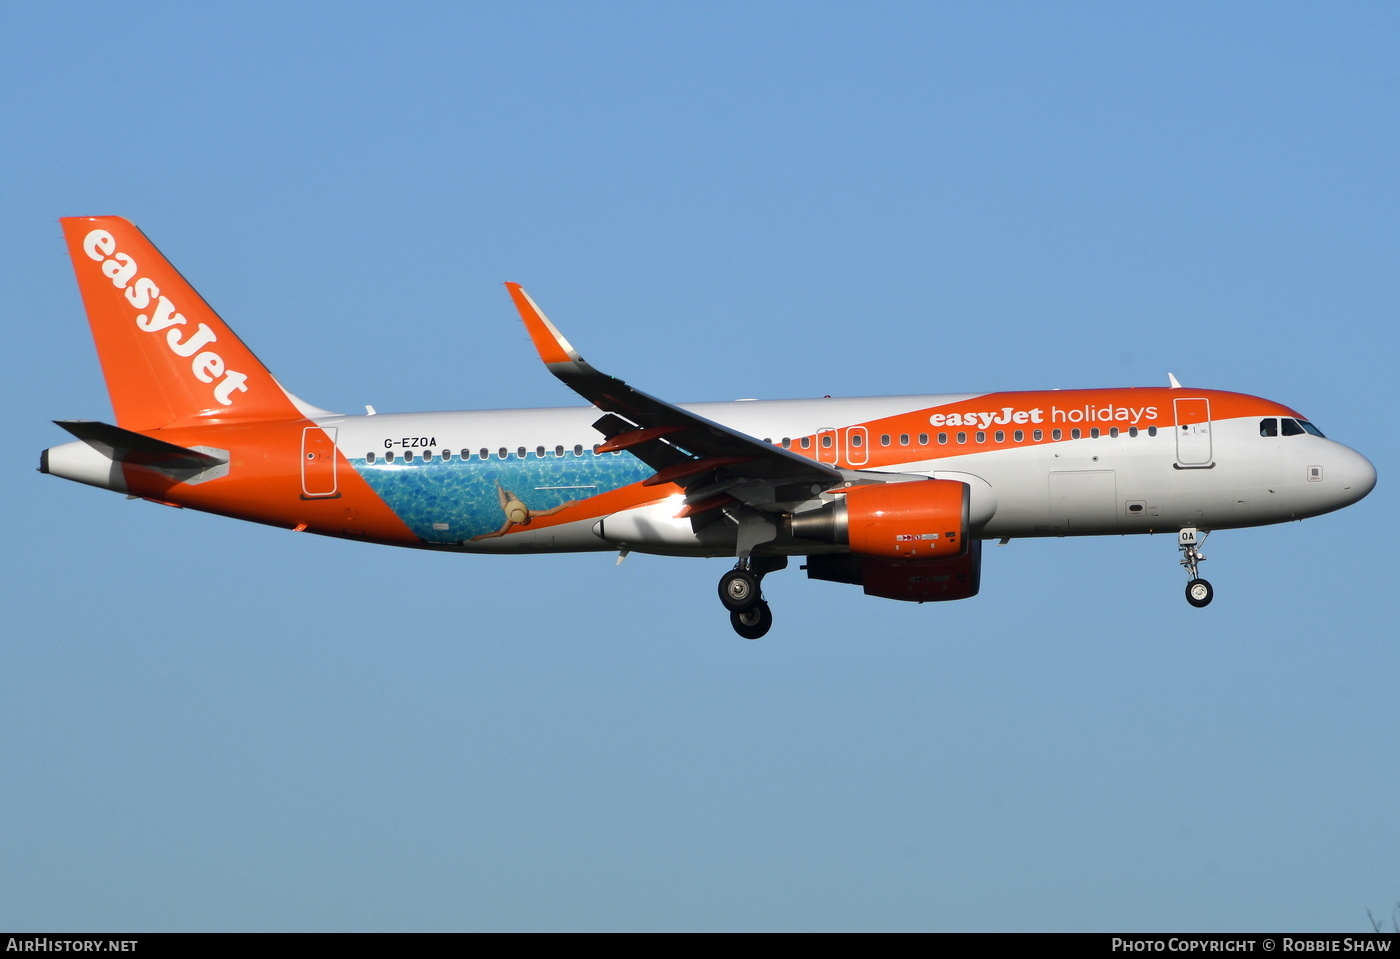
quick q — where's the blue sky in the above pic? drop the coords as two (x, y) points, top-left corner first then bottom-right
(1, 2), (1395, 932)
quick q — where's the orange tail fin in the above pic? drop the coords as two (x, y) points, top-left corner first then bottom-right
(60, 216), (305, 430)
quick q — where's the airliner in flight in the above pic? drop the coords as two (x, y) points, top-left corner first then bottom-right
(42, 216), (1376, 638)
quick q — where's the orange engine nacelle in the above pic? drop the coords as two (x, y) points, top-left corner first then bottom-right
(843, 479), (968, 560)
(793, 480), (979, 603)
(789, 479), (970, 561)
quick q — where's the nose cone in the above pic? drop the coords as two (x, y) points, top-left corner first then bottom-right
(1337, 445), (1377, 507)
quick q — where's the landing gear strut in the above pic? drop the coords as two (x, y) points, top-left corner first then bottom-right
(1178, 527), (1213, 608)
(718, 556), (786, 638)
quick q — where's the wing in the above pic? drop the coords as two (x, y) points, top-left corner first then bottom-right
(505, 283), (844, 516)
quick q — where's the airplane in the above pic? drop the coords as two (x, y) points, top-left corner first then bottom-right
(41, 216), (1377, 638)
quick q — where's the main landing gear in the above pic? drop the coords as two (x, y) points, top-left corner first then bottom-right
(1178, 527), (1213, 608)
(718, 556), (787, 639)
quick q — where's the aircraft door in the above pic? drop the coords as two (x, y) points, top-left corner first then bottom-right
(844, 426), (869, 466)
(301, 426), (339, 498)
(816, 428), (840, 465)
(1173, 398), (1213, 467)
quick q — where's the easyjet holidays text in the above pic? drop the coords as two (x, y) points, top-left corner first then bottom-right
(928, 403), (1160, 429)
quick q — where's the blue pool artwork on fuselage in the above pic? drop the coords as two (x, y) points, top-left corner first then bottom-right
(350, 449), (654, 543)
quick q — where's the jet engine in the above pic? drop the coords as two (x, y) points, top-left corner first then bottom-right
(788, 479), (970, 561)
(791, 479), (982, 602)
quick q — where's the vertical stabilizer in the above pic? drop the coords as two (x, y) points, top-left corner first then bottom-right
(60, 216), (303, 430)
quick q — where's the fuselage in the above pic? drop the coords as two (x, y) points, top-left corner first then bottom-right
(44, 385), (1377, 557)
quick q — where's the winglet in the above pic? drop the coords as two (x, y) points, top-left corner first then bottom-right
(505, 282), (585, 368)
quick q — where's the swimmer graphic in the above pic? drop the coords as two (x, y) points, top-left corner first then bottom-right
(471, 481), (578, 541)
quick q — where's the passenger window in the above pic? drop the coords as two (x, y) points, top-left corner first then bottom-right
(1071, 429), (1081, 440)
(1033, 429), (1043, 441)
(1128, 427), (1138, 438)
(850, 434), (863, 448)
(938, 432), (948, 444)
(498, 447), (508, 459)
(1109, 427), (1119, 438)
(800, 437), (811, 449)
(386, 451), (395, 463)
(899, 434), (909, 446)
(479, 449), (488, 460)
(975, 431), (986, 443)
(1260, 418), (1278, 437)
(574, 444), (584, 456)
(880, 434), (891, 446)
(782, 437), (791, 448)
(1052, 429), (1062, 440)
(994, 430), (1004, 443)
(517, 447), (527, 458)
(1014, 430), (1024, 442)
(1282, 418), (1305, 436)
(556, 445), (564, 457)
(1090, 428), (1100, 439)
(821, 435), (832, 448)
(1147, 426), (1157, 437)
(536, 446), (545, 458)
(441, 449), (451, 461)
(405, 450), (414, 462)
(366, 451), (376, 463)
(918, 433), (928, 445)
(956, 431), (967, 444)
(422, 449), (432, 462)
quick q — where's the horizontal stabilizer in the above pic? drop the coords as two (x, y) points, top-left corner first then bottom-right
(54, 420), (227, 470)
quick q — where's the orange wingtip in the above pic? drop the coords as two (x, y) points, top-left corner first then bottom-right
(505, 282), (578, 366)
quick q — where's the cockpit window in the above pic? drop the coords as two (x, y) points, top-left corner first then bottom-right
(1281, 418), (1305, 436)
(1297, 419), (1324, 437)
(1259, 418), (1278, 437)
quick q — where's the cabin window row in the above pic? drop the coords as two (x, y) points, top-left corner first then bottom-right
(776, 425), (1159, 449)
(364, 443), (628, 464)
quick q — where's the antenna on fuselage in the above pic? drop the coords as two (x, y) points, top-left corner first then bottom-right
(1167, 372), (1182, 389)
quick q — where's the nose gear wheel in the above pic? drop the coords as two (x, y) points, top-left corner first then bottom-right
(1177, 528), (1213, 608)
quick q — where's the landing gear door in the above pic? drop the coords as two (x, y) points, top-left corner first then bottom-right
(1173, 398), (1213, 468)
(301, 426), (339, 498)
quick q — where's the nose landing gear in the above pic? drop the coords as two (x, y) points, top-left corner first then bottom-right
(1178, 527), (1213, 607)
(718, 556), (786, 638)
